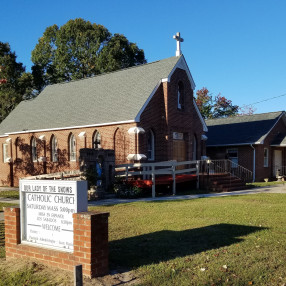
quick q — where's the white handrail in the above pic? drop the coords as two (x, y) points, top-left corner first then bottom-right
(115, 160), (199, 198)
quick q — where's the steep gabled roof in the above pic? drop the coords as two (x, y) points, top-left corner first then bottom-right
(206, 111), (286, 146)
(271, 133), (286, 146)
(0, 55), (200, 136)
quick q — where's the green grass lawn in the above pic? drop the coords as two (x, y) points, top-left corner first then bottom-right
(0, 202), (17, 212)
(90, 194), (286, 285)
(1, 194), (286, 285)
(0, 190), (19, 199)
(247, 180), (285, 188)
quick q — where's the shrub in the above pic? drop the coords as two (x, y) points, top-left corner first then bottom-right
(113, 177), (145, 198)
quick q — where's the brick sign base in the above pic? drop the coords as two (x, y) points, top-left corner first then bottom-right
(4, 207), (109, 278)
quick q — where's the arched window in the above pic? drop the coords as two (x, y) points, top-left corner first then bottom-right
(193, 135), (197, 160)
(15, 137), (20, 160)
(147, 130), (155, 160)
(69, 133), (76, 161)
(51, 135), (58, 162)
(177, 81), (184, 110)
(31, 137), (37, 162)
(93, 131), (101, 149)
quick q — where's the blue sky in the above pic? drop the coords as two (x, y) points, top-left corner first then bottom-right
(1, 0), (286, 114)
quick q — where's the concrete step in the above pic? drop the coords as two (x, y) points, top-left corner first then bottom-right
(208, 175), (246, 192)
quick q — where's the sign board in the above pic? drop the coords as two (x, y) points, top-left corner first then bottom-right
(20, 180), (88, 252)
(173, 132), (184, 140)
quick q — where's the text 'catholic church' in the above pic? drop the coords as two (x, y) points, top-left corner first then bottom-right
(0, 33), (207, 187)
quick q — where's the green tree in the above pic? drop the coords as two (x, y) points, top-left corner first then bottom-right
(31, 18), (146, 91)
(195, 87), (239, 119)
(0, 42), (33, 122)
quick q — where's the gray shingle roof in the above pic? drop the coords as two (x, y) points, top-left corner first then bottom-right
(271, 133), (286, 146)
(0, 56), (182, 135)
(206, 111), (285, 146)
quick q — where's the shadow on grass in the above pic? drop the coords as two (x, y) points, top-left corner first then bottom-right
(109, 223), (266, 268)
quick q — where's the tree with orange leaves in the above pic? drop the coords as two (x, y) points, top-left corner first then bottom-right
(195, 87), (239, 119)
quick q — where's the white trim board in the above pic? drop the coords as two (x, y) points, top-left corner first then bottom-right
(3, 120), (135, 136)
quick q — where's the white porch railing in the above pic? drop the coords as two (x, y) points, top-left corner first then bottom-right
(198, 159), (253, 183)
(115, 160), (199, 198)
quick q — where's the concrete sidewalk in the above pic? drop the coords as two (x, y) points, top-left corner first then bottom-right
(0, 184), (285, 221)
(88, 184), (286, 206)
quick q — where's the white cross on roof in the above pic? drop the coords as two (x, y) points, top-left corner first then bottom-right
(173, 32), (184, 57)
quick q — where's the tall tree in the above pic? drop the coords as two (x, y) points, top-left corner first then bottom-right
(0, 42), (33, 122)
(195, 87), (239, 119)
(31, 18), (146, 91)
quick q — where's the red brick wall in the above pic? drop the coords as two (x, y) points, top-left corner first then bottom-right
(4, 207), (109, 278)
(206, 116), (286, 181)
(139, 68), (205, 162)
(0, 122), (136, 186)
(0, 67), (206, 186)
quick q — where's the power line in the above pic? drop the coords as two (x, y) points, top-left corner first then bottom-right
(244, 92), (286, 107)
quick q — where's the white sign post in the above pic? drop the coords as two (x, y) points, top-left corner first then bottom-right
(20, 179), (88, 252)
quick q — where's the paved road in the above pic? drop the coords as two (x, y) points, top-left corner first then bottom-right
(0, 184), (285, 221)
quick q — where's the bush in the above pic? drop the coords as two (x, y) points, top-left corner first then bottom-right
(113, 178), (145, 198)
(83, 166), (98, 189)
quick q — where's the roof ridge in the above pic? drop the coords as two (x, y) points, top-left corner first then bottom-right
(45, 55), (181, 88)
(206, 110), (284, 122)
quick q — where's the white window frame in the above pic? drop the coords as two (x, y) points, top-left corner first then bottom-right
(51, 136), (58, 162)
(31, 137), (37, 162)
(3, 143), (9, 163)
(264, 148), (269, 167)
(93, 131), (101, 149)
(147, 130), (155, 160)
(69, 134), (76, 161)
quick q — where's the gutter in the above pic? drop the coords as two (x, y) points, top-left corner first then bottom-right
(250, 144), (255, 182)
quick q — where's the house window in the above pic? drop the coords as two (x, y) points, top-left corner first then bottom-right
(69, 133), (76, 161)
(31, 137), (37, 162)
(3, 143), (8, 163)
(227, 148), (238, 167)
(147, 130), (155, 160)
(93, 131), (101, 149)
(264, 148), (269, 167)
(177, 81), (184, 110)
(51, 135), (58, 162)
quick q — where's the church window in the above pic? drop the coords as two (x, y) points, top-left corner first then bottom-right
(177, 81), (184, 110)
(93, 131), (101, 149)
(15, 137), (20, 160)
(69, 133), (76, 161)
(147, 130), (155, 160)
(192, 135), (197, 160)
(3, 143), (8, 163)
(51, 135), (58, 162)
(31, 137), (37, 162)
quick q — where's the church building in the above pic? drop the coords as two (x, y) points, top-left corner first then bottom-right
(0, 33), (207, 186)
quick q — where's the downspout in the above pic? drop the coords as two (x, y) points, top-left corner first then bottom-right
(250, 144), (255, 182)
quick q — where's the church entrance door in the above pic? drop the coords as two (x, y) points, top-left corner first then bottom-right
(173, 140), (186, 162)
